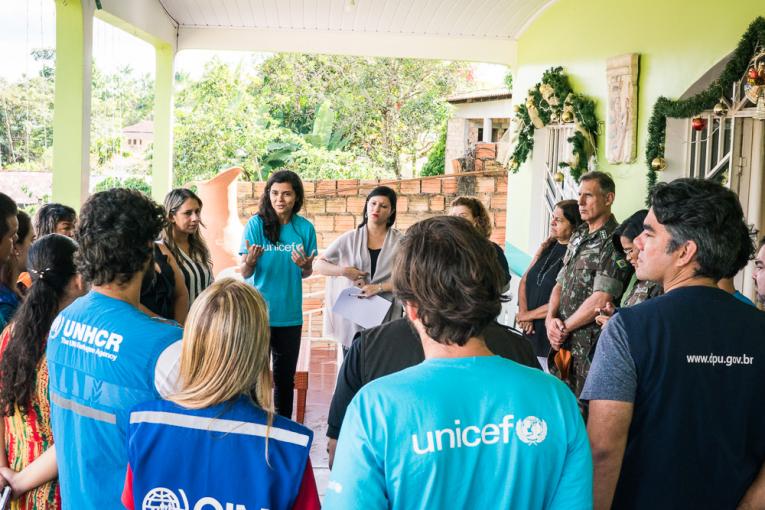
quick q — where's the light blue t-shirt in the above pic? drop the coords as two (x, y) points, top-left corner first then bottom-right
(47, 291), (183, 509)
(733, 290), (755, 306)
(325, 356), (592, 510)
(239, 214), (317, 327)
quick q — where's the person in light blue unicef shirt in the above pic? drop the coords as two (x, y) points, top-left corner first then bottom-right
(325, 216), (592, 510)
(46, 189), (183, 509)
(240, 170), (317, 418)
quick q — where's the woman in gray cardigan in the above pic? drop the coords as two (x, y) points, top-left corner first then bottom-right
(314, 186), (402, 350)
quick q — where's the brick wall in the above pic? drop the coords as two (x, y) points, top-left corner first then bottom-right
(237, 171), (507, 248)
(236, 171), (508, 339)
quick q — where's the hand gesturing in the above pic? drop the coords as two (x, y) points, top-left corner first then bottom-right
(291, 245), (316, 270)
(244, 240), (265, 267)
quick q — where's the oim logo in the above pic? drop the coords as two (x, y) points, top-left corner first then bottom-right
(142, 487), (247, 510)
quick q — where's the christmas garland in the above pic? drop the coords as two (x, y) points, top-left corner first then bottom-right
(645, 16), (765, 203)
(508, 67), (598, 181)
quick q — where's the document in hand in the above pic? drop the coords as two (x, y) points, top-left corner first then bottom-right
(332, 287), (392, 329)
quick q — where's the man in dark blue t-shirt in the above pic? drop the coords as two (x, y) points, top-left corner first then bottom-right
(582, 178), (765, 510)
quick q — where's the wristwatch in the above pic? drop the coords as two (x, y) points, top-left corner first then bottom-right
(378, 283), (383, 293)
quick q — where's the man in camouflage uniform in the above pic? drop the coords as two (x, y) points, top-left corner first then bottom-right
(621, 279), (662, 307)
(546, 172), (632, 399)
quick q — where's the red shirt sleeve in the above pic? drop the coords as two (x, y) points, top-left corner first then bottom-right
(122, 464), (135, 510)
(292, 458), (321, 510)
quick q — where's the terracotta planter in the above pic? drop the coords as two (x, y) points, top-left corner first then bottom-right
(197, 167), (244, 277)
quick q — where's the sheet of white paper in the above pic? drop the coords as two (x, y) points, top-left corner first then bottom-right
(332, 287), (392, 329)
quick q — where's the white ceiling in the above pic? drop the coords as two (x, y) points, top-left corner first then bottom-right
(99, 0), (558, 64)
(159, 0), (551, 40)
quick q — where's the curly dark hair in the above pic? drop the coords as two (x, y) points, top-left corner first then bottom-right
(33, 203), (76, 237)
(0, 234), (77, 416)
(76, 189), (166, 285)
(393, 216), (505, 346)
(450, 196), (492, 239)
(258, 170), (305, 245)
(651, 178), (754, 280)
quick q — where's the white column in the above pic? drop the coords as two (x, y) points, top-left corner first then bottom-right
(742, 119), (764, 299)
(482, 117), (493, 142)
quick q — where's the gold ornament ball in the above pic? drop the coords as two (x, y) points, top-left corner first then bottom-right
(554, 171), (565, 183)
(513, 104), (521, 113)
(651, 157), (667, 171)
(561, 110), (574, 123)
(713, 102), (727, 117)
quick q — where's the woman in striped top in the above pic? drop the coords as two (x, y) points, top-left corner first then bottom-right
(160, 189), (213, 305)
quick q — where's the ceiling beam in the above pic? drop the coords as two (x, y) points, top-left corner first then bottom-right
(178, 26), (516, 64)
(97, 0), (178, 48)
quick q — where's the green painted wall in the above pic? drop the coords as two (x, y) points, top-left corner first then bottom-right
(507, 0), (765, 258)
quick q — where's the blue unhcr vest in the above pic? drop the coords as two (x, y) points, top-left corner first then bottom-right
(47, 291), (182, 508)
(126, 396), (313, 510)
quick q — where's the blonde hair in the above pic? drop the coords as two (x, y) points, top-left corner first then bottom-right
(450, 196), (492, 239)
(171, 278), (273, 417)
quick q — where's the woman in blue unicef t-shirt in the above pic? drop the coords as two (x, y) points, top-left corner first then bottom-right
(240, 170), (317, 418)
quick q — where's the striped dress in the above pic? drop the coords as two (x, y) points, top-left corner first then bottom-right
(0, 328), (60, 510)
(176, 248), (213, 305)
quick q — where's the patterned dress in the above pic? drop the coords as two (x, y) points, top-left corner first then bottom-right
(0, 328), (60, 510)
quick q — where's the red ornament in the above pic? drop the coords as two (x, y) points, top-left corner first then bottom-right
(691, 117), (707, 131)
(748, 67), (759, 80)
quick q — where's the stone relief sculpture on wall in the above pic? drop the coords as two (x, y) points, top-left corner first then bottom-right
(606, 54), (640, 164)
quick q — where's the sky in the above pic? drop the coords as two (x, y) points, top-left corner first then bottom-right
(0, 1), (508, 86)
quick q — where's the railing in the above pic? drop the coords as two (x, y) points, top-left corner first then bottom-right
(294, 287), (343, 424)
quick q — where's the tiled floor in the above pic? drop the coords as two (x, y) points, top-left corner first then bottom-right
(298, 342), (340, 498)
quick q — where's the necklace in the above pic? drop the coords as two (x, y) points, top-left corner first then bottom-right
(535, 243), (563, 287)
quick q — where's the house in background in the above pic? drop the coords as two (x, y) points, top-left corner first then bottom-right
(445, 87), (512, 173)
(122, 120), (153, 152)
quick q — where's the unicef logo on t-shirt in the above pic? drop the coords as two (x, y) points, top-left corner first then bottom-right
(143, 487), (183, 510)
(515, 416), (548, 445)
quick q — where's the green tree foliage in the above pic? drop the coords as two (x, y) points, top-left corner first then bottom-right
(4, 49), (468, 186)
(255, 54), (465, 178)
(90, 62), (154, 161)
(0, 49), (55, 169)
(304, 100), (336, 149)
(0, 49), (154, 174)
(172, 60), (271, 185)
(504, 71), (513, 90)
(94, 175), (151, 195)
(420, 124), (447, 176)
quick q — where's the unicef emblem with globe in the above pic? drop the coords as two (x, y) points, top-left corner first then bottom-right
(515, 416), (548, 445)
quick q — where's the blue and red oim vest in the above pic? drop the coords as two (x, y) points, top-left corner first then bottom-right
(125, 395), (313, 510)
